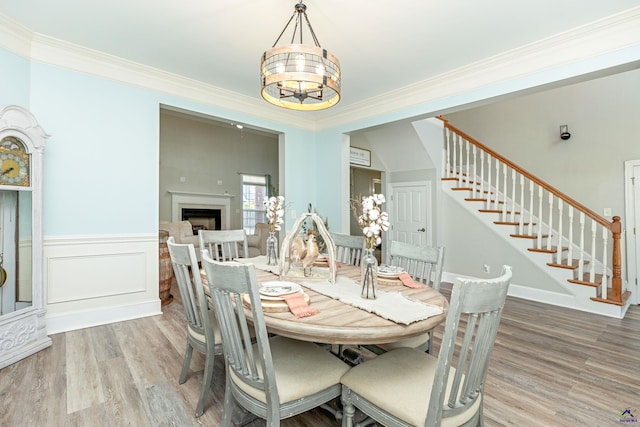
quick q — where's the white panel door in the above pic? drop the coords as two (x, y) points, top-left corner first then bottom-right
(389, 182), (431, 247)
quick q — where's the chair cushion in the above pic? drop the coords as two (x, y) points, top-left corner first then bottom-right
(187, 308), (223, 345)
(230, 335), (350, 404)
(341, 347), (481, 427)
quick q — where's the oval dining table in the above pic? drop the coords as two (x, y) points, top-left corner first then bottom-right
(242, 261), (449, 346)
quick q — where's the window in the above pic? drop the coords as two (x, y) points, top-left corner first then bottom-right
(242, 174), (269, 234)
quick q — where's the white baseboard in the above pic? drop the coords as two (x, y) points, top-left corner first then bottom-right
(46, 298), (161, 335)
(442, 271), (629, 318)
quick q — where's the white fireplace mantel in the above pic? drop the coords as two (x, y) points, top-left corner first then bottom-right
(169, 191), (234, 229)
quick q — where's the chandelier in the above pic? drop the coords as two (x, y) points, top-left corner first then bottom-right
(260, 3), (341, 111)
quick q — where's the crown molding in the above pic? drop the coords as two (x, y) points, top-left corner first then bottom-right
(0, 14), (34, 58)
(1, 8), (639, 133)
(317, 6), (640, 130)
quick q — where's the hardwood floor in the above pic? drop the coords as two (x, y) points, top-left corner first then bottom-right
(1, 280), (638, 426)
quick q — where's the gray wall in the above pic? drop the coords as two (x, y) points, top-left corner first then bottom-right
(159, 109), (279, 229)
(446, 67), (640, 222)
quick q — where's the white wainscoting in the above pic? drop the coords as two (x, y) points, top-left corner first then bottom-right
(44, 234), (161, 334)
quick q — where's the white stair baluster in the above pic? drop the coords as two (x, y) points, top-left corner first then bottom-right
(527, 180), (534, 236)
(502, 164), (508, 221)
(589, 220), (597, 283)
(602, 225), (608, 300)
(493, 159), (500, 211)
(471, 145), (477, 198)
(567, 206), (574, 266)
(457, 134), (463, 187)
(578, 212), (585, 280)
(486, 155), (493, 210)
(556, 199), (563, 264)
(479, 151), (485, 200)
(510, 169), (517, 223)
(536, 185), (544, 249)
(517, 174), (525, 235)
(547, 193), (554, 251)
(464, 139), (470, 187)
(444, 128), (451, 179)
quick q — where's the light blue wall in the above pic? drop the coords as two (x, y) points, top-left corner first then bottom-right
(0, 49), (30, 107)
(1, 50), (319, 237)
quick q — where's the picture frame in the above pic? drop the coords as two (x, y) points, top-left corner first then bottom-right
(349, 146), (371, 167)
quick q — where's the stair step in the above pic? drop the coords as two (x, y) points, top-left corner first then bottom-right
(465, 198), (487, 202)
(479, 209), (522, 215)
(510, 234), (549, 239)
(547, 259), (583, 269)
(568, 271), (602, 284)
(528, 246), (567, 254)
(452, 187), (474, 191)
(591, 290), (631, 306)
(494, 221), (536, 226)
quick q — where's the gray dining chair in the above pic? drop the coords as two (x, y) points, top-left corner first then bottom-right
(330, 232), (365, 266)
(166, 237), (223, 417)
(341, 265), (512, 427)
(200, 253), (351, 426)
(198, 229), (249, 261)
(375, 240), (445, 353)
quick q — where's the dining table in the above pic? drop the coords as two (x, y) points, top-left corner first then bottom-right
(228, 256), (449, 346)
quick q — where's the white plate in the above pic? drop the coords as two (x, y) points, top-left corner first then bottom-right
(259, 281), (302, 297)
(377, 265), (405, 279)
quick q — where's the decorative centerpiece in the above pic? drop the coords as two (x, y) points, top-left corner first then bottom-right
(352, 194), (390, 299)
(264, 195), (285, 266)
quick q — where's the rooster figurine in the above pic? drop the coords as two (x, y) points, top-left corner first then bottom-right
(289, 234), (306, 265)
(300, 231), (319, 277)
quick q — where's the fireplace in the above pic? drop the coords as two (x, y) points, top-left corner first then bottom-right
(169, 191), (233, 230)
(182, 208), (221, 233)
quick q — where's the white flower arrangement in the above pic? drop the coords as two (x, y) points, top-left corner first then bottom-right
(352, 194), (390, 250)
(264, 195), (285, 232)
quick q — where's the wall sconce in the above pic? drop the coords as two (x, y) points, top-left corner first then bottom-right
(560, 125), (571, 140)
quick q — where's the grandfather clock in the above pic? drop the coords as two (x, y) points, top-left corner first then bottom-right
(0, 105), (51, 368)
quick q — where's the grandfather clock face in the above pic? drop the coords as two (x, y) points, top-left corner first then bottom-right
(0, 136), (30, 187)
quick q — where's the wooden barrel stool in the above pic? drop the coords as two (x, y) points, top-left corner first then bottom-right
(159, 230), (174, 306)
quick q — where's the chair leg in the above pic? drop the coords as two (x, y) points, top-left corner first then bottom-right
(341, 390), (355, 427)
(179, 342), (194, 384)
(221, 376), (234, 427)
(194, 350), (215, 417)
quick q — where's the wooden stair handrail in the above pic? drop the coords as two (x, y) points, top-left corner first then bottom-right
(439, 116), (624, 305)
(440, 119), (611, 229)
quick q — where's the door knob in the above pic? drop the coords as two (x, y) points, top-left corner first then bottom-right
(417, 227), (426, 232)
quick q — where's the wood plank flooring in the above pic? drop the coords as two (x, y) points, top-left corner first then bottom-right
(1, 281), (639, 426)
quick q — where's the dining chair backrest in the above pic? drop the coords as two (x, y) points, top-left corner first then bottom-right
(199, 229), (249, 261)
(329, 232), (365, 266)
(388, 240), (444, 290)
(201, 253), (349, 425)
(340, 265), (512, 427)
(426, 265), (512, 425)
(201, 257), (274, 411)
(167, 236), (222, 417)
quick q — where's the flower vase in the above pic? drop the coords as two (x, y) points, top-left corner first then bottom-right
(360, 248), (378, 299)
(266, 231), (278, 266)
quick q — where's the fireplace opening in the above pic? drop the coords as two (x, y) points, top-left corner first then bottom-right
(182, 208), (222, 233)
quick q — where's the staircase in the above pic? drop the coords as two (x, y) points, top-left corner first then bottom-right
(439, 118), (630, 317)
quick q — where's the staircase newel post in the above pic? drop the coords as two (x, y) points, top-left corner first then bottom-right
(611, 216), (622, 303)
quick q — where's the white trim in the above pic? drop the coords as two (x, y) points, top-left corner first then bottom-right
(624, 160), (640, 305)
(1, 8), (639, 131)
(46, 299), (160, 335)
(443, 271), (630, 319)
(168, 191), (233, 229)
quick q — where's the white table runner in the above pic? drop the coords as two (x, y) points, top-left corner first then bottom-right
(238, 256), (443, 325)
(300, 276), (442, 325)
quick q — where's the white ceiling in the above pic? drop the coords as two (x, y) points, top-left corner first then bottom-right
(0, 0), (636, 117)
